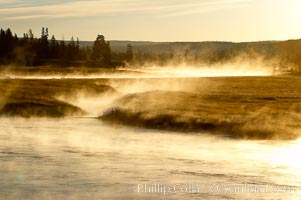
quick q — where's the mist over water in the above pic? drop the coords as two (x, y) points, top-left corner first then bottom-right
(1, 65), (300, 199)
(0, 64), (274, 80)
(0, 118), (300, 199)
(128, 64), (274, 78)
(1, 0), (301, 198)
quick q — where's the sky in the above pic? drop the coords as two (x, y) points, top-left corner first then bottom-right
(0, 0), (300, 42)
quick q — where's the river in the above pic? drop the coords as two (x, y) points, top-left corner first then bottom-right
(0, 118), (300, 199)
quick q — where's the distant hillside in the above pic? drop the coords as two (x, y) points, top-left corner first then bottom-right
(80, 40), (169, 53)
(79, 39), (301, 70)
(80, 40), (278, 53)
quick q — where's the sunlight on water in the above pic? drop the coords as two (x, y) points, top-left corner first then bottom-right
(269, 139), (301, 177)
(0, 118), (300, 199)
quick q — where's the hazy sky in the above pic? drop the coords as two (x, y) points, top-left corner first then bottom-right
(0, 0), (300, 42)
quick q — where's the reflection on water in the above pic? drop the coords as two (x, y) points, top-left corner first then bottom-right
(0, 118), (300, 199)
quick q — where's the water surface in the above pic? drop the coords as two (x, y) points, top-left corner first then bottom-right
(0, 118), (300, 199)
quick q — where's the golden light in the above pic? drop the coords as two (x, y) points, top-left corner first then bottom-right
(270, 139), (301, 177)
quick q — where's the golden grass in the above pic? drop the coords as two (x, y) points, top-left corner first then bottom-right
(1, 75), (301, 139)
(100, 76), (301, 140)
(0, 79), (116, 117)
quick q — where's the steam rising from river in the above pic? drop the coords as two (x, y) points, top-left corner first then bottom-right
(0, 64), (273, 80)
(0, 118), (300, 199)
(128, 64), (273, 78)
(0, 63), (300, 199)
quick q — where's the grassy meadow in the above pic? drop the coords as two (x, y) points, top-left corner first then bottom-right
(1, 74), (301, 140)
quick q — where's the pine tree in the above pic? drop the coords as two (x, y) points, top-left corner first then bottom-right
(50, 35), (56, 58)
(39, 27), (49, 59)
(92, 34), (111, 66)
(28, 29), (34, 40)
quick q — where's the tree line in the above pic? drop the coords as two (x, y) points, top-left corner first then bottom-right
(4, 27), (297, 71)
(0, 27), (133, 67)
